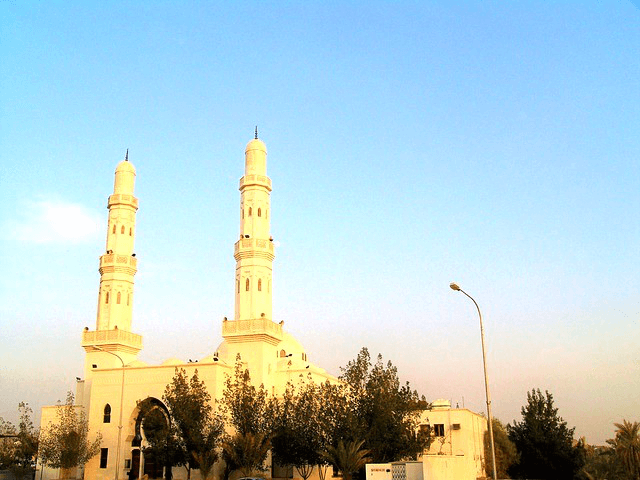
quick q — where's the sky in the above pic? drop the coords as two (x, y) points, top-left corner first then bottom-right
(0, 1), (638, 446)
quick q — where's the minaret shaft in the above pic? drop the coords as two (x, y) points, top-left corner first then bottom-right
(234, 139), (275, 322)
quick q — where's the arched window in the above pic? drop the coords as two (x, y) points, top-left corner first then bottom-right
(112, 224), (116, 234)
(103, 404), (111, 423)
(117, 292), (121, 304)
(258, 208), (261, 217)
(121, 225), (125, 234)
(258, 279), (262, 291)
(242, 209), (244, 219)
(237, 280), (240, 293)
(105, 292), (109, 304)
(127, 293), (130, 306)
(245, 278), (250, 291)
(280, 350), (286, 358)
(248, 207), (252, 216)
(129, 227), (132, 236)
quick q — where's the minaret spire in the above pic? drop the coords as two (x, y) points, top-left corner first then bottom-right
(255, 126), (258, 139)
(125, 148), (129, 162)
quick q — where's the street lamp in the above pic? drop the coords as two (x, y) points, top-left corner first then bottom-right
(94, 346), (126, 480)
(449, 282), (497, 480)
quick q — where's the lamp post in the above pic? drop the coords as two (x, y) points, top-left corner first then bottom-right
(94, 346), (126, 480)
(449, 282), (497, 480)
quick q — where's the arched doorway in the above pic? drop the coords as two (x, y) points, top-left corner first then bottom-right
(134, 398), (173, 480)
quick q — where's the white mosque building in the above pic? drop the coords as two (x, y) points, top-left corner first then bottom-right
(39, 135), (487, 480)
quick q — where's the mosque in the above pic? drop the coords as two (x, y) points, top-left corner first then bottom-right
(38, 135), (487, 480)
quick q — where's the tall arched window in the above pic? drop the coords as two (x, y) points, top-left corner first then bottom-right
(248, 207), (252, 216)
(258, 279), (262, 291)
(237, 280), (240, 293)
(103, 404), (111, 423)
(242, 209), (244, 219)
(112, 225), (116, 234)
(245, 278), (250, 291)
(117, 292), (121, 304)
(258, 208), (261, 217)
(129, 227), (132, 236)
(105, 292), (109, 304)
(280, 350), (286, 358)
(121, 225), (125, 234)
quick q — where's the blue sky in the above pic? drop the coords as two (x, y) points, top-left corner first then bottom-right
(1, 1), (638, 445)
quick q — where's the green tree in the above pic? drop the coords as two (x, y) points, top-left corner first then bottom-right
(163, 369), (225, 480)
(320, 439), (371, 480)
(508, 388), (585, 479)
(221, 432), (271, 477)
(339, 348), (430, 463)
(484, 418), (517, 479)
(38, 392), (102, 480)
(608, 420), (640, 480)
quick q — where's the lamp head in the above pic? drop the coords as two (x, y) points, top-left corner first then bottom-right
(450, 282), (461, 291)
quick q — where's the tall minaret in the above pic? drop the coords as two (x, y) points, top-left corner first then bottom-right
(82, 151), (142, 369)
(234, 130), (276, 321)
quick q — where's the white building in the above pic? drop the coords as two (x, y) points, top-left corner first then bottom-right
(39, 136), (487, 480)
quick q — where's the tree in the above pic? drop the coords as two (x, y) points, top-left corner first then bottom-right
(608, 420), (640, 480)
(219, 357), (276, 477)
(0, 404), (38, 479)
(221, 432), (271, 477)
(484, 418), (517, 479)
(39, 392), (102, 480)
(163, 369), (225, 480)
(320, 439), (371, 480)
(338, 348), (430, 463)
(508, 388), (585, 479)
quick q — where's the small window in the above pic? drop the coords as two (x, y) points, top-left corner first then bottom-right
(117, 292), (121, 304)
(258, 208), (261, 217)
(103, 404), (111, 423)
(245, 278), (250, 291)
(242, 208), (244, 219)
(112, 225), (116, 234)
(248, 207), (252, 216)
(129, 227), (132, 236)
(434, 424), (445, 437)
(280, 350), (286, 358)
(127, 293), (130, 306)
(258, 279), (262, 291)
(237, 280), (240, 294)
(121, 225), (125, 234)
(100, 448), (108, 468)
(105, 292), (109, 304)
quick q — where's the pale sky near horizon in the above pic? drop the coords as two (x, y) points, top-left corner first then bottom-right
(1, 1), (638, 446)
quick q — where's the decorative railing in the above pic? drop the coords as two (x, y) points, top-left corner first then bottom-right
(239, 175), (272, 191)
(82, 329), (143, 348)
(222, 318), (283, 339)
(100, 254), (137, 268)
(234, 238), (275, 254)
(108, 194), (139, 208)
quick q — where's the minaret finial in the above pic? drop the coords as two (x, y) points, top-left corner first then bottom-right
(125, 148), (129, 162)
(255, 126), (258, 139)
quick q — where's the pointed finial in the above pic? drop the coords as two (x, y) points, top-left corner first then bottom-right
(125, 148), (129, 162)
(255, 126), (258, 139)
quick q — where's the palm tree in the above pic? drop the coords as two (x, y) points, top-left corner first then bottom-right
(221, 432), (270, 477)
(320, 439), (371, 480)
(609, 420), (640, 480)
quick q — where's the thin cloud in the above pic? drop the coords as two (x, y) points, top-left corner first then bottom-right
(9, 198), (103, 245)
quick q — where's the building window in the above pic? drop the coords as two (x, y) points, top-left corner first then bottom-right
(129, 227), (132, 236)
(258, 208), (261, 217)
(280, 350), (286, 358)
(237, 280), (240, 293)
(434, 424), (445, 437)
(105, 292), (109, 304)
(258, 279), (262, 291)
(121, 225), (125, 234)
(248, 207), (252, 216)
(112, 224), (116, 234)
(100, 448), (108, 468)
(117, 292), (121, 304)
(127, 293), (130, 306)
(245, 278), (250, 291)
(103, 404), (111, 423)
(242, 208), (244, 219)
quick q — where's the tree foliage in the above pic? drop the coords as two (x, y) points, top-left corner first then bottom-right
(338, 348), (429, 463)
(485, 418), (517, 479)
(320, 439), (371, 480)
(0, 403), (39, 479)
(39, 392), (102, 478)
(163, 369), (225, 480)
(607, 420), (640, 480)
(508, 388), (585, 479)
(221, 432), (271, 477)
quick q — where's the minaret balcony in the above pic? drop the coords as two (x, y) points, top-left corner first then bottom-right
(222, 318), (283, 344)
(234, 238), (275, 261)
(99, 254), (137, 275)
(239, 175), (272, 192)
(82, 328), (143, 350)
(108, 194), (139, 209)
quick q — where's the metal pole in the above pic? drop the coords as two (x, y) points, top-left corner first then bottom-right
(94, 347), (125, 480)
(450, 283), (498, 480)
